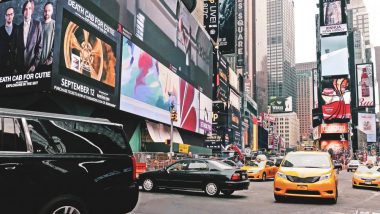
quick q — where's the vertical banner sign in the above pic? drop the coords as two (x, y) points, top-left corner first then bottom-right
(236, 0), (245, 71)
(313, 68), (319, 108)
(204, 0), (219, 42)
(217, 52), (229, 102)
(356, 63), (375, 107)
(218, 0), (235, 54)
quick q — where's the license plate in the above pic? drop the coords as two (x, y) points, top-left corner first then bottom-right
(297, 185), (308, 190)
(365, 181), (372, 185)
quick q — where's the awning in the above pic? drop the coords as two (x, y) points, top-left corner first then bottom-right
(146, 120), (184, 144)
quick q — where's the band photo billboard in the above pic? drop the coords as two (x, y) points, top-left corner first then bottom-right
(204, 0), (219, 42)
(356, 63), (375, 107)
(269, 96), (293, 113)
(358, 113), (376, 142)
(321, 77), (351, 122)
(321, 35), (349, 77)
(0, 0), (57, 93)
(319, 0), (347, 36)
(218, 0), (235, 54)
(52, 0), (121, 108)
(121, 36), (207, 134)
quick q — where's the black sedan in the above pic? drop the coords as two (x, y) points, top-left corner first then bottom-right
(138, 159), (250, 196)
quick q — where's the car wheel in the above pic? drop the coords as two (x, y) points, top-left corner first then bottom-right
(262, 173), (267, 182)
(221, 190), (234, 196)
(204, 182), (220, 197)
(38, 195), (87, 214)
(274, 194), (285, 202)
(142, 178), (155, 192)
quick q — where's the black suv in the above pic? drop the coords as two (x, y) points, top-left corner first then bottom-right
(0, 108), (138, 214)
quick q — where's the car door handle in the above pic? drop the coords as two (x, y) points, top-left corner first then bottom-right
(5, 166), (16, 170)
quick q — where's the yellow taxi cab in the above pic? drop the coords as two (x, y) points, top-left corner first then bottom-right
(352, 165), (380, 189)
(241, 160), (278, 181)
(273, 151), (338, 203)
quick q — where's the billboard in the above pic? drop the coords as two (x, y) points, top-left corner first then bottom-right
(236, 0), (245, 68)
(321, 77), (351, 121)
(358, 113), (376, 142)
(321, 35), (348, 77)
(319, 0), (347, 36)
(204, 0), (219, 42)
(321, 123), (348, 134)
(205, 101), (228, 150)
(120, 36), (212, 134)
(229, 67), (239, 92)
(229, 105), (241, 147)
(218, 0), (235, 54)
(356, 63), (375, 107)
(0, 0), (57, 93)
(269, 96), (293, 113)
(229, 89), (240, 110)
(216, 52), (229, 102)
(53, 0), (121, 107)
(320, 140), (349, 156)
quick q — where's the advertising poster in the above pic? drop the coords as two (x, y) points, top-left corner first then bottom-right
(120, 36), (204, 134)
(219, 0), (235, 54)
(229, 67), (239, 92)
(236, 0), (245, 69)
(320, 0), (347, 35)
(269, 96), (293, 113)
(204, 0), (219, 42)
(216, 52), (229, 102)
(229, 89), (240, 110)
(358, 113), (376, 142)
(320, 140), (349, 156)
(356, 63), (375, 107)
(205, 101), (228, 150)
(321, 123), (348, 134)
(199, 93), (213, 134)
(321, 35), (349, 77)
(229, 105), (241, 147)
(0, 0), (57, 93)
(321, 77), (351, 121)
(53, 0), (121, 107)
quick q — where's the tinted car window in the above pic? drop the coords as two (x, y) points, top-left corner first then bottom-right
(0, 117), (27, 152)
(167, 161), (188, 171)
(188, 161), (208, 171)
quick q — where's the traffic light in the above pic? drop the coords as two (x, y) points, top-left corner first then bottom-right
(171, 110), (178, 122)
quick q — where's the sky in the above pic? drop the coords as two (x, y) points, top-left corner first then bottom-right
(294, 0), (380, 63)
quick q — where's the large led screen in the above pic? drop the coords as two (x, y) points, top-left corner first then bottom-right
(121, 36), (208, 134)
(321, 35), (349, 77)
(219, 0), (235, 54)
(356, 63), (375, 107)
(0, 0), (57, 93)
(321, 77), (351, 121)
(269, 96), (293, 113)
(320, 140), (349, 157)
(216, 52), (229, 102)
(319, 0), (347, 35)
(53, 0), (121, 107)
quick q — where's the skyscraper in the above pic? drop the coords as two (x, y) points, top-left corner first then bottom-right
(267, 0), (296, 112)
(348, 0), (371, 62)
(296, 62), (316, 143)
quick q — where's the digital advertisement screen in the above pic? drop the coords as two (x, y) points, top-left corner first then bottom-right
(53, 0), (121, 107)
(356, 63), (375, 107)
(321, 123), (348, 134)
(219, 0), (235, 54)
(321, 35), (349, 77)
(269, 96), (293, 113)
(0, 0), (57, 93)
(320, 140), (349, 157)
(120, 36), (208, 134)
(358, 113), (376, 142)
(216, 52), (229, 102)
(321, 77), (351, 121)
(313, 68), (319, 108)
(320, 0), (347, 36)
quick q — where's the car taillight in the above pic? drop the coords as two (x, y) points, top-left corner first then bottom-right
(131, 155), (137, 181)
(231, 173), (241, 181)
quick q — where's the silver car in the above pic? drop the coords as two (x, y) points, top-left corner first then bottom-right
(347, 160), (361, 172)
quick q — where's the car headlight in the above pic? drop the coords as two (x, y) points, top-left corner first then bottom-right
(276, 172), (287, 180)
(320, 173), (332, 181)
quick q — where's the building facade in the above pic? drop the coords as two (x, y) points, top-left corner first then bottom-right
(272, 112), (300, 149)
(348, 0), (371, 62)
(295, 62), (316, 143)
(267, 0), (297, 112)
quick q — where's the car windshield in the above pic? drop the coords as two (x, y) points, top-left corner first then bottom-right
(281, 154), (331, 169)
(208, 160), (235, 170)
(246, 161), (265, 168)
(356, 166), (380, 173)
